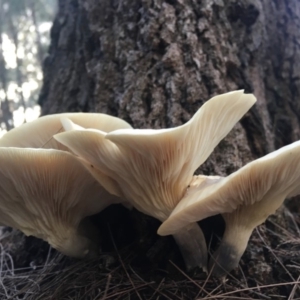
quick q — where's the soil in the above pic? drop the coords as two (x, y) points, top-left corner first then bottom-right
(0, 199), (300, 299)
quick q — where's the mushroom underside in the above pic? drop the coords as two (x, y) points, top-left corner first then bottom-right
(172, 222), (208, 272)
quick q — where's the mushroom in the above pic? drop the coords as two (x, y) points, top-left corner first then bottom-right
(0, 112), (131, 210)
(158, 140), (300, 276)
(54, 90), (256, 270)
(0, 147), (120, 258)
(0, 112), (132, 149)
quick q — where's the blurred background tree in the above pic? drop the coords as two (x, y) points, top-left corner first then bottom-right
(0, 0), (55, 135)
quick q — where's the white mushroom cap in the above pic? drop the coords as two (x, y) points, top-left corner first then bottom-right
(159, 141), (300, 235)
(0, 112), (131, 210)
(54, 91), (256, 220)
(0, 112), (132, 149)
(54, 91), (255, 270)
(159, 140), (300, 276)
(0, 147), (119, 258)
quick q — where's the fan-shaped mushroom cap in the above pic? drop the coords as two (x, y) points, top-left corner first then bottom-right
(0, 113), (132, 149)
(55, 91), (256, 219)
(54, 91), (256, 270)
(0, 113), (131, 210)
(0, 147), (119, 258)
(159, 140), (300, 276)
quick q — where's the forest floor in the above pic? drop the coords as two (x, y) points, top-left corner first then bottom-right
(0, 200), (300, 300)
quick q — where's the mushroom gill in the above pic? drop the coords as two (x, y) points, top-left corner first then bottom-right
(159, 140), (300, 276)
(54, 90), (256, 270)
(0, 112), (132, 149)
(0, 112), (131, 213)
(0, 148), (119, 258)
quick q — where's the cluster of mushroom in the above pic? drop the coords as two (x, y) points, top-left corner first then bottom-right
(1, 90), (299, 278)
(0, 114), (132, 257)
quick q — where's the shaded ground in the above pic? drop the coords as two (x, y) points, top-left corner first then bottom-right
(0, 200), (300, 299)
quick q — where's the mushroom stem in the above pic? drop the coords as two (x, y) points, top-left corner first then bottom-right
(209, 221), (253, 277)
(77, 218), (101, 257)
(48, 231), (98, 258)
(172, 222), (207, 272)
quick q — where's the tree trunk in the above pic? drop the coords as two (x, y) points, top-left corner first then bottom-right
(28, 0), (45, 65)
(0, 0), (13, 130)
(8, 13), (27, 111)
(15, 0), (300, 298)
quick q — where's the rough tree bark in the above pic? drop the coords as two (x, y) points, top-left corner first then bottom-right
(28, 0), (300, 297)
